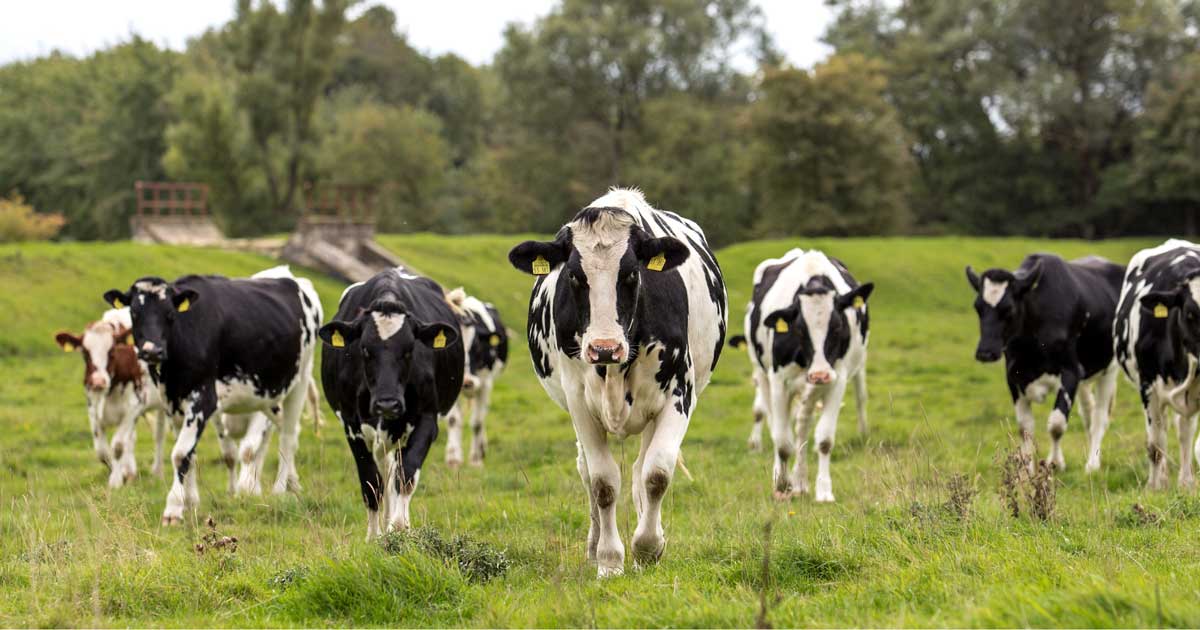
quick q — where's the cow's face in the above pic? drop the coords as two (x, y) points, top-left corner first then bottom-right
(103, 279), (197, 364)
(509, 208), (689, 365)
(1141, 277), (1200, 355)
(965, 263), (1042, 362)
(763, 277), (874, 385)
(319, 301), (458, 420)
(55, 321), (131, 392)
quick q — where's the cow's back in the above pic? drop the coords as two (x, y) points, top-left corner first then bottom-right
(1116, 240), (1200, 382)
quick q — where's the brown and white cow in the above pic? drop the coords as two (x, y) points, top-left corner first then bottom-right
(56, 308), (168, 487)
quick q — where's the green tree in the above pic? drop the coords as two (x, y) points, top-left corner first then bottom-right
(749, 54), (914, 237)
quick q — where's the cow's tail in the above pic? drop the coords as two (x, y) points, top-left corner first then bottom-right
(676, 450), (694, 482)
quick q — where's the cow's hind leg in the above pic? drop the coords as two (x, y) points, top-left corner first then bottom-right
(1179, 412), (1197, 489)
(853, 365), (868, 435)
(748, 370), (767, 451)
(469, 380), (491, 466)
(215, 415), (240, 494)
(633, 404), (691, 568)
(272, 382), (306, 494)
(237, 412), (274, 495)
(443, 403), (465, 469)
(1085, 363), (1118, 473)
(1145, 396), (1170, 490)
(150, 409), (168, 478)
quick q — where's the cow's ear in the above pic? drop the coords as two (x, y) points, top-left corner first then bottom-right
(414, 321), (459, 350)
(634, 235), (690, 273)
(319, 320), (362, 349)
(171, 288), (199, 313)
(509, 237), (569, 276)
(1013, 261), (1043, 297)
(764, 306), (799, 335)
(1140, 289), (1186, 319)
(55, 332), (82, 352)
(965, 266), (981, 292)
(728, 334), (747, 349)
(103, 289), (131, 309)
(837, 283), (875, 311)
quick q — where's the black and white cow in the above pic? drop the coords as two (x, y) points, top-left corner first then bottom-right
(102, 265), (322, 524)
(740, 248), (873, 502)
(967, 253), (1123, 473)
(509, 188), (726, 578)
(320, 267), (463, 537)
(1115, 239), (1200, 490)
(443, 287), (508, 468)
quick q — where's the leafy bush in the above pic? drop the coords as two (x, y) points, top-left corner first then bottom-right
(0, 192), (64, 243)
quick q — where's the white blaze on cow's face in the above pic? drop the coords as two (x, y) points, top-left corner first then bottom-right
(81, 324), (117, 391)
(799, 292), (836, 384)
(982, 279), (1009, 307)
(570, 211), (637, 365)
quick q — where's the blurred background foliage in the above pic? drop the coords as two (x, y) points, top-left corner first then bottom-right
(2, 0), (1200, 245)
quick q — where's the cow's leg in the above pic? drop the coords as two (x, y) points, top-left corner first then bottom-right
(469, 380), (492, 466)
(1145, 394), (1170, 490)
(305, 378), (324, 430)
(1179, 412), (1198, 489)
(767, 374), (798, 499)
(1085, 362), (1119, 473)
(813, 379), (849, 503)
(389, 416), (438, 532)
(150, 409), (167, 478)
(790, 386), (821, 496)
(853, 367), (868, 435)
(237, 413), (274, 495)
(88, 394), (114, 472)
(748, 370), (767, 451)
(633, 401), (692, 568)
(342, 416), (385, 539)
(215, 415), (239, 493)
(443, 403), (465, 469)
(111, 404), (139, 487)
(632, 421), (656, 521)
(1077, 379), (1098, 470)
(163, 388), (216, 525)
(575, 442), (600, 563)
(1014, 396), (1036, 473)
(1045, 370), (1079, 471)
(272, 381), (306, 494)
(570, 400), (623, 578)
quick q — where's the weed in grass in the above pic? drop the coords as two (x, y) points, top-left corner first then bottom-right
(268, 565), (310, 591)
(1116, 503), (1162, 528)
(996, 445), (1055, 521)
(380, 527), (511, 584)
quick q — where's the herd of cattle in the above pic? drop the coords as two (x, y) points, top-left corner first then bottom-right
(50, 187), (1200, 577)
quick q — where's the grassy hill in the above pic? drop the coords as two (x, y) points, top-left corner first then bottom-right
(2, 234), (1197, 627)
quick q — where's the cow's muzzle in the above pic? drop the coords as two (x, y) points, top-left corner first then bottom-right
(372, 397), (404, 420)
(586, 339), (626, 365)
(975, 347), (1001, 363)
(807, 369), (835, 385)
(138, 342), (166, 364)
(87, 373), (109, 392)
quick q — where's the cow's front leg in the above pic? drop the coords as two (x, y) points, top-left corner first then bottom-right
(633, 402), (692, 568)
(150, 409), (168, 478)
(388, 416), (438, 532)
(575, 442), (600, 563)
(110, 406), (139, 487)
(1045, 369), (1079, 471)
(443, 403), (465, 469)
(163, 388), (216, 525)
(88, 394), (114, 472)
(272, 380), (306, 494)
(214, 415), (239, 494)
(813, 379), (848, 503)
(1085, 363), (1119, 473)
(571, 404), (623, 578)
(469, 381), (491, 466)
(342, 417), (384, 539)
(790, 386), (821, 497)
(766, 374), (797, 499)
(1179, 412), (1198, 489)
(1145, 394), (1170, 490)
(1013, 396), (1036, 474)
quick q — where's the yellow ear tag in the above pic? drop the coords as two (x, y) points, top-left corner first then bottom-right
(1154, 304), (1169, 319)
(489, 334), (500, 347)
(735, 340), (745, 349)
(647, 253), (666, 272)
(433, 330), (448, 349)
(126, 336), (134, 346)
(63, 342), (74, 352)
(177, 298), (190, 313)
(853, 296), (865, 309)
(113, 298), (123, 308)
(531, 256), (551, 275)
(330, 330), (345, 348)
(775, 319), (789, 334)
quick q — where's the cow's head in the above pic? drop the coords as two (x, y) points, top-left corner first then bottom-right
(509, 207), (689, 365)
(55, 319), (132, 392)
(762, 276), (874, 385)
(318, 299), (458, 420)
(445, 288), (482, 393)
(102, 278), (197, 364)
(1140, 276), (1200, 356)
(965, 262), (1043, 362)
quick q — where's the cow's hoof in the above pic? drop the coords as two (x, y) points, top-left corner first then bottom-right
(773, 490), (794, 502)
(469, 457), (484, 468)
(1179, 475), (1196, 491)
(632, 536), (665, 567)
(446, 458), (462, 470)
(597, 565), (624, 579)
(748, 438), (762, 452)
(161, 514), (183, 526)
(815, 492), (836, 503)
(1084, 459), (1101, 474)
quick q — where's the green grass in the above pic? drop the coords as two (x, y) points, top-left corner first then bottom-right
(3, 235), (1198, 627)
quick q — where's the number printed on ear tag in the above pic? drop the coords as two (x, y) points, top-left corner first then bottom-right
(532, 256), (551, 275)
(331, 330), (346, 348)
(433, 330), (448, 349)
(647, 253), (666, 272)
(1155, 304), (1169, 319)
(775, 319), (789, 333)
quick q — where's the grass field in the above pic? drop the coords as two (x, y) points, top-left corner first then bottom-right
(3, 235), (1199, 627)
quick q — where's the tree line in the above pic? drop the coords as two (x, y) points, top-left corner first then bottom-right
(1, 0), (1198, 246)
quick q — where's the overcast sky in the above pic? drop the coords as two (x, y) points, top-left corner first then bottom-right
(0, 1), (834, 69)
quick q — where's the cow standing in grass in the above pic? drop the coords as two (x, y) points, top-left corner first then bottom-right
(320, 267), (463, 537)
(509, 188), (727, 577)
(55, 307), (168, 488)
(966, 254), (1123, 473)
(102, 265), (322, 524)
(443, 288), (508, 468)
(1115, 239), (1200, 489)
(739, 248), (873, 502)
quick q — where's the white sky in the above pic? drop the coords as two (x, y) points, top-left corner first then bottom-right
(0, 0), (834, 69)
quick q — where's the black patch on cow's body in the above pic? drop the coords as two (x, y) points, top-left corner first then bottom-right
(747, 257), (797, 369)
(465, 303), (508, 376)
